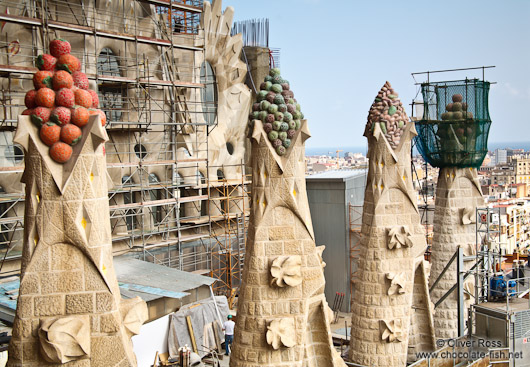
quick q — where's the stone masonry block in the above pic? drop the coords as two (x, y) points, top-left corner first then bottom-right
(90, 335), (126, 367)
(268, 226), (294, 241)
(100, 313), (120, 333)
(40, 271), (84, 294)
(22, 340), (39, 362)
(19, 274), (39, 295)
(95, 292), (114, 313)
(17, 296), (34, 318)
(265, 241), (283, 256)
(66, 293), (94, 314)
(51, 244), (83, 271)
(34, 295), (64, 316)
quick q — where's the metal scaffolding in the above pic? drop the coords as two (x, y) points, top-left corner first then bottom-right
(348, 203), (362, 307)
(0, 0), (249, 297)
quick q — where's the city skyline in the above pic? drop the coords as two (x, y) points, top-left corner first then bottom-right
(224, 0), (530, 148)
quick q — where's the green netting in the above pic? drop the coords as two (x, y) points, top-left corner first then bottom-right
(415, 79), (492, 168)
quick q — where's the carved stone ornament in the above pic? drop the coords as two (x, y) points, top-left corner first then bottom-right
(266, 318), (296, 349)
(316, 245), (326, 268)
(270, 255), (303, 287)
(464, 279), (475, 301)
(463, 243), (477, 257)
(461, 207), (476, 225)
(121, 297), (149, 337)
(386, 272), (406, 296)
(380, 319), (404, 343)
(387, 226), (413, 249)
(38, 315), (90, 363)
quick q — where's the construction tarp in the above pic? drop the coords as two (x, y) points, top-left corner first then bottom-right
(168, 296), (230, 358)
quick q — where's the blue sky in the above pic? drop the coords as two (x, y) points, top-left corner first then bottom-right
(222, 0), (530, 148)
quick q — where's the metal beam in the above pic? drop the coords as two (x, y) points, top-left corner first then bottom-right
(429, 248), (458, 293)
(457, 246), (465, 337)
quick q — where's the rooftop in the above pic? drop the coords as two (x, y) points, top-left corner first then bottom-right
(306, 169), (367, 181)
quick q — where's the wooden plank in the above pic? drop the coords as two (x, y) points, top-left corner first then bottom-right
(212, 321), (222, 353)
(152, 351), (159, 367)
(186, 316), (198, 354)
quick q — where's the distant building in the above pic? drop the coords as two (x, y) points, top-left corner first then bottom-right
(494, 148), (508, 165)
(511, 154), (530, 186)
(306, 170), (367, 312)
(491, 163), (515, 186)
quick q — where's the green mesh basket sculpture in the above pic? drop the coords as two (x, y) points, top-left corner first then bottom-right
(415, 79), (491, 168)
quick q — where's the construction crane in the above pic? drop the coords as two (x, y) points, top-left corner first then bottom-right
(336, 150), (343, 169)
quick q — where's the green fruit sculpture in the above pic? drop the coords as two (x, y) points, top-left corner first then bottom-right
(249, 69), (305, 156)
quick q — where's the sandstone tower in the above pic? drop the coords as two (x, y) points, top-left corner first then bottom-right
(8, 116), (147, 366)
(349, 82), (435, 366)
(415, 80), (492, 340)
(230, 118), (345, 367)
(429, 165), (484, 340)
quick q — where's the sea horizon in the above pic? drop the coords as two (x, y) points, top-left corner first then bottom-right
(306, 141), (530, 157)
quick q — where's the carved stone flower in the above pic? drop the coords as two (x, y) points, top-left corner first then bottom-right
(386, 272), (406, 296)
(266, 318), (296, 349)
(38, 316), (90, 363)
(121, 297), (149, 337)
(270, 255), (302, 287)
(380, 319), (403, 343)
(387, 226), (413, 249)
(461, 207), (476, 225)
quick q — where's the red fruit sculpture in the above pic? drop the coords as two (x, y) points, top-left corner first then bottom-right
(31, 106), (52, 126)
(52, 70), (74, 90)
(33, 71), (53, 89)
(49, 142), (73, 163)
(24, 90), (37, 109)
(39, 123), (61, 147)
(88, 90), (99, 108)
(51, 107), (71, 125)
(35, 88), (55, 108)
(57, 54), (81, 73)
(72, 71), (89, 90)
(36, 54), (57, 71)
(49, 39), (71, 58)
(21, 37), (104, 163)
(60, 124), (82, 145)
(74, 89), (92, 108)
(55, 88), (75, 108)
(71, 106), (90, 127)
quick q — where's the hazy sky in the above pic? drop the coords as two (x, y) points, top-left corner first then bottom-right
(221, 0), (530, 149)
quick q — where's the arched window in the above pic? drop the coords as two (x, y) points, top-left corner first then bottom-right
(217, 169), (224, 181)
(148, 173), (164, 225)
(134, 144), (148, 159)
(226, 142), (234, 155)
(97, 48), (124, 123)
(121, 176), (135, 231)
(198, 171), (206, 185)
(200, 61), (217, 125)
(4, 145), (24, 163)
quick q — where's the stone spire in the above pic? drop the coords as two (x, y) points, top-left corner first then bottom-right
(230, 118), (345, 367)
(350, 82), (435, 366)
(8, 116), (147, 366)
